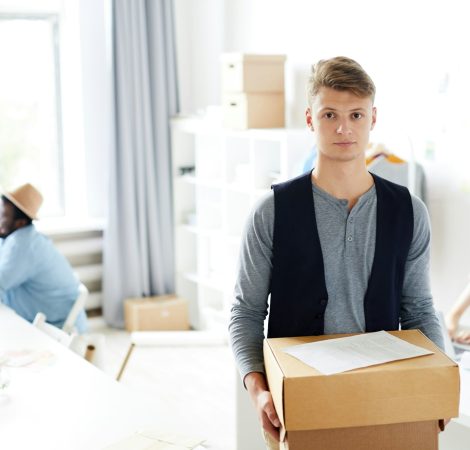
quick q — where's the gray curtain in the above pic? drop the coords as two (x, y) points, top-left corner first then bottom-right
(103, 0), (179, 327)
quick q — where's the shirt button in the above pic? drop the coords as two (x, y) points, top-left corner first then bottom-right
(316, 312), (324, 319)
(319, 298), (328, 306)
(347, 236), (353, 242)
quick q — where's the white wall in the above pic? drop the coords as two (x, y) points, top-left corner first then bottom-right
(173, 0), (224, 115)
(173, 0), (470, 317)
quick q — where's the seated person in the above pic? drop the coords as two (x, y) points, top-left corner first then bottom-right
(0, 183), (87, 333)
(446, 279), (470, 344)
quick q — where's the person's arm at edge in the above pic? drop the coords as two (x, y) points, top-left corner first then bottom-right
(446, 281), (470, 343)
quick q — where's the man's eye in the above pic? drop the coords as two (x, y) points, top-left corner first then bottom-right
(325, 112), (335, 119)
(352, 112), (362, 119)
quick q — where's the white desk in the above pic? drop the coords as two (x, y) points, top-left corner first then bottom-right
(0, 305), (172, 450)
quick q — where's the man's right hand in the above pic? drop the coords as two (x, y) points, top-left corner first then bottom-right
(244, 371), (281, 442)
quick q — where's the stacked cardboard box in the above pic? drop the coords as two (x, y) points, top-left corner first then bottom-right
(264, 330), (460, 450)
(124, 295), (190, 332)
(221, 53), (286, 129)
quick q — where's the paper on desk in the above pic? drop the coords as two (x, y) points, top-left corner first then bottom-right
(283, 331), (434, 375)
(103, 430), (206, 450)
(0, 349), (56, 368)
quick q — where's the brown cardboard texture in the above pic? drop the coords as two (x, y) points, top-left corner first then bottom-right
(124, 295), (190, 332)
(264, 330), (459, 434)
(222, 92), (285, 129)
(282, 420), (438, 450)
(220, 53), (286, 93)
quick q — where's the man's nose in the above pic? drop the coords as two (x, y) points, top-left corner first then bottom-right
(336, 121), (352, 134)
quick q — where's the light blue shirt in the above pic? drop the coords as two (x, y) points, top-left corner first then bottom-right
(0, 225), (87, 333)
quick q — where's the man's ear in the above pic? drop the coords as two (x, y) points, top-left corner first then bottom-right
(371, 106), (377, 130)
(305, 107), (314, 131)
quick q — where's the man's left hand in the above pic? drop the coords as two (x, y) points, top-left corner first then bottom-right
(438, 418), (451, 432)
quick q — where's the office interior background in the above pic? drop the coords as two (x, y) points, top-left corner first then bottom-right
(1, 0), (470, 449)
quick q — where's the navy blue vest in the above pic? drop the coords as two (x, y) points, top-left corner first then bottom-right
(267, 172), (413, 338)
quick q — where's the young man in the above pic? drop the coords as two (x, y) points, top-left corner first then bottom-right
(228, 56), (444, 446)
(0, 183), (87, 333)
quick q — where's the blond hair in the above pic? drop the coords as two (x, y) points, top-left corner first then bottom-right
(307, 56), (376, 105)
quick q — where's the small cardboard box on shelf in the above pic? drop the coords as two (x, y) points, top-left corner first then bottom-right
(220, 53), (286, 93)
(221, 53), (286, 129)
(222, 92), (285, 130)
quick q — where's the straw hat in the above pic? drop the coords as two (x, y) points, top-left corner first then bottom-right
(3, 183), (43, 220)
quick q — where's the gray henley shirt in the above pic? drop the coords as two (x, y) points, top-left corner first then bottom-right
(229, 181), (444, 381)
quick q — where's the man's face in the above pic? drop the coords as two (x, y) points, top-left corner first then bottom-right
(306, 87), (376, 163)
(0, 200), (18, 238)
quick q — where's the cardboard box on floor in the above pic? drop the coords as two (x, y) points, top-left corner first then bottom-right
(264, 330), (460, 450)
(124, 295), (190, 332)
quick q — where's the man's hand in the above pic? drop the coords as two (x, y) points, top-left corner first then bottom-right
(244, 372), (281, 442)
(445, 313), (470, 343)
(439, 418), (451, 432)
(454, 330), (470, 344)
(446, 313), (459, 341)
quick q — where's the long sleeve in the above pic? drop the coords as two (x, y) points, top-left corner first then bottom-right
(400, 196), (444, 349)
(0, 236), (34, 299)
(229, 193), (275, 382)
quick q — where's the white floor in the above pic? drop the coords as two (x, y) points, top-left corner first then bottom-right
(88, 318), (236, 450)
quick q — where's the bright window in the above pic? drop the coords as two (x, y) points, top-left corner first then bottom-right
(0, 15), (63, 216)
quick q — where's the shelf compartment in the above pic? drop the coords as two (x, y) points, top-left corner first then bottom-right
(225, 136), (251, 186)
(174, 229), (197, 274)
(196, 185), (223, 230)
(252, 139), (282, 190)
(195, 134), (224, 182)
(225, 190), (252, 237)
(173, 180), (196, 226)
(196, 234), (226, 283)
(174, 273), (200, 329)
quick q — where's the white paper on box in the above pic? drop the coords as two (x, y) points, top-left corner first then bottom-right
(283, 330), (434, 375)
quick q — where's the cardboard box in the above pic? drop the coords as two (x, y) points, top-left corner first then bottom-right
(284, 421), (437, 450)
(124, 295), (190, 332)
(222, 92), (285, 129)
(264, 330), (460, 450)
(220, 53), (286, 93)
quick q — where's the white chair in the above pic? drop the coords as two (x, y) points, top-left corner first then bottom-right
(33, 312), (97, 365)
(33, 312), (75, 347)
(32, 283), (88, 348)
(62, 283), (89, 334)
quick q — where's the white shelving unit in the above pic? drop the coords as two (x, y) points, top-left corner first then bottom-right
(171, 116), (313, 330)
